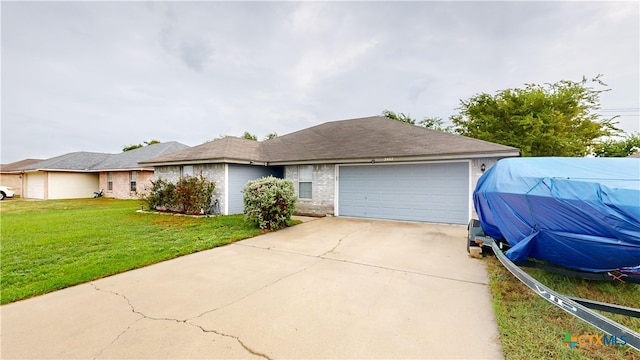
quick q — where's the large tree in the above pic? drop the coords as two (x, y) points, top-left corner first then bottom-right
(450, 76), (620, 157)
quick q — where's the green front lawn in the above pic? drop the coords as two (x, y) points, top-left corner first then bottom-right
(0, 198), (263, 304)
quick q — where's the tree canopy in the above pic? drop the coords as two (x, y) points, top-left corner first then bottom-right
(450, 75), (620, 157)
(242, 131), (258, 141)
(122, 139), (160, 152)
(592, 133), (640, 157)
(381, 110), (449, 131)
(264, 132), (278, 140)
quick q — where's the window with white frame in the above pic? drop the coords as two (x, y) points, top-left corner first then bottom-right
(107, 172), (113, 191)
(298, 165), (312, 199)
(130, 171), (137, 192)
(181, 165), (194, 178)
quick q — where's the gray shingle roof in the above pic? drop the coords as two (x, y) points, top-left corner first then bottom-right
(19, 141), (189, 171)
(140, 137), (265, 164)
(94, 142), (190, 170)
(141, 116), (520, 166)
(19, 152), (112, 171)
(263, 116), (519, 162)
(1, 159), (45, 172)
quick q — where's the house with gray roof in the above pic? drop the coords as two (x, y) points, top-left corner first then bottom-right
(18, 142), (188, 200)
(141, 116), (520, 224)
(0, 159), (44, 198)
(95, 141), (189, 199)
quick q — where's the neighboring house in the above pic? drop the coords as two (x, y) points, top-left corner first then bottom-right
(0, 159), (44, 197)
(628, 152), (640, 158)
(19, 152), (110, 200)
(141, 116), (520, 224)
(140, 137), (283, 214)
(95, 141), (189, 199)
(17, 142), (189, 200)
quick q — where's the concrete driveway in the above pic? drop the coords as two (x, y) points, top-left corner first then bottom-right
(1, 217), (502, 359)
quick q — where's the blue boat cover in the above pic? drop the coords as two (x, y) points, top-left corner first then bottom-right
(474, 157), (640, 272)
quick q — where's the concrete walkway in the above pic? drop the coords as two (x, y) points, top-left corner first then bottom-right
(1, 217), (503, 359)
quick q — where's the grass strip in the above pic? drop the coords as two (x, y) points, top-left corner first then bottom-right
(486, 256), (640, 359)
(0, 198), (264, 304)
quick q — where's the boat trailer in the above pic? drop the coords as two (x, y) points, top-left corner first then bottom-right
(468, 219), (640, 352)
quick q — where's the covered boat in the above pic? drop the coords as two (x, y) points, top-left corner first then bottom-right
(473, 157), (640, 273)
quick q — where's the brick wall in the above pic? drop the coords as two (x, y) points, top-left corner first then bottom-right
(100, 170), (154, 199)
(0, 173), (23, 197)
(285, 164), (335, 216)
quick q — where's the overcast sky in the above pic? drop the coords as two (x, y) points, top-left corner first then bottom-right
(2, 1), (639, 164)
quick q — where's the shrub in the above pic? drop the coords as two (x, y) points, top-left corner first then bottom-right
(141, 178), (177, 211)
(141, 176), (215, 215)
(175, 175), (216, 215)
(243, 176), (296, 230)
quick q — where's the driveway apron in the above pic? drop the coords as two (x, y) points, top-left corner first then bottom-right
(1, 217), (503, 359)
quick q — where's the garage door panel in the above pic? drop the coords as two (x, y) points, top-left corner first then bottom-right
(338, 163), (469, 224)
(26, 172), (45, 199)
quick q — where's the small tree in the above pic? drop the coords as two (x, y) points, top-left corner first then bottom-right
(243, 176), (296, 230)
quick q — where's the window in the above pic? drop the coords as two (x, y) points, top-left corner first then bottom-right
(181, 165), (194, 178)
(107, 172), (113, 191)
(298, 165), (312, 199)
(130, 171), (137, 192)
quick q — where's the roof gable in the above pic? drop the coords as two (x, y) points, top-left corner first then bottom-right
(140, 116), (520, 166)
(263, 116), (519, 162)
(141, 137), (263, 164)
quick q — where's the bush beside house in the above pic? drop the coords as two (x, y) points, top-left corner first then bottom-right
(243, 176), (296, 230)
(141, 175), (215, 215)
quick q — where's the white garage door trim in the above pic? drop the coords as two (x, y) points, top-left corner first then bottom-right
(335, 161), (471, 224)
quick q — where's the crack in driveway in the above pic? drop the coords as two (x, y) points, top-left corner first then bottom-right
(320, 222), (372, 257)
(89, 257), (323, 360)
(236, 235), (488, 286)
(188, 323), (273, 360)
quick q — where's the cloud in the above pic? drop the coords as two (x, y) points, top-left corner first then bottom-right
(1, 1), (637, 163)
(178, 38), (215, 72)
(290, 38), (380, 96)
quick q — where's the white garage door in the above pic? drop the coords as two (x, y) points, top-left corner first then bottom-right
(25, 172), (45, 199)
(338, 162), (469, 224)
